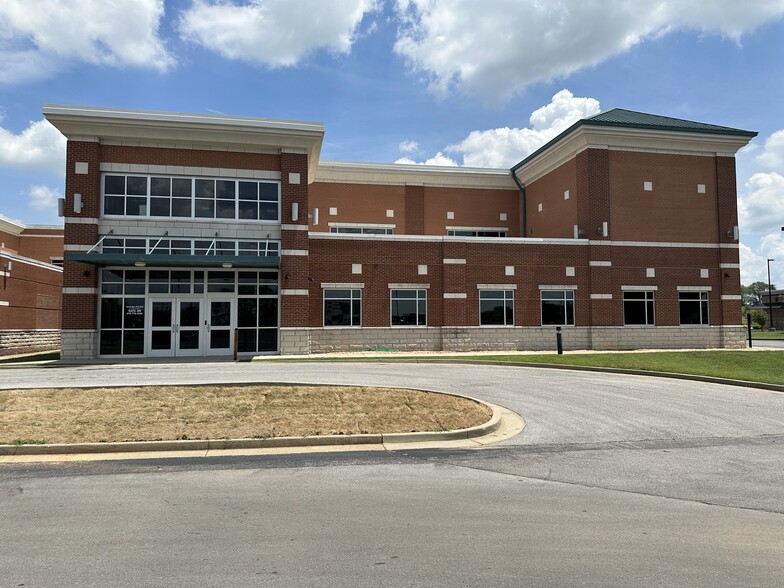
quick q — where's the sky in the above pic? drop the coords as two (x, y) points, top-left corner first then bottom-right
(0, 0), (782, 286)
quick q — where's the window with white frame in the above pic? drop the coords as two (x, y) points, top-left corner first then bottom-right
(391, 289), (427, 326)
(623, 291), (655, 325)
(103, 174), (280, 222)
(679, 291), (709, 325)
(329, 226), (394, 235)
(479, 290), (514, 326)
(448, 228), (508, 237)
(324, 289), (362, 326)
(541, 290), (575, 326)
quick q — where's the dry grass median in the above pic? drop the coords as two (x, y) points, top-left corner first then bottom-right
(0, 384), (491, 445)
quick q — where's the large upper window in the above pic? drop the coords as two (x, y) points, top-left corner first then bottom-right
(391, 289), (427, 326)
(623, 291), (655, 325)
(330, 226), (394, 235)
(479, 290), (514, 326)
(324, 289), (362, 327)
(103, 174), (280, 222)
(679, 291), (709, 325)
(541, 290), (575, 326)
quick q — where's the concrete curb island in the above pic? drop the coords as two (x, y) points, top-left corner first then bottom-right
(0, 394), (509, 457)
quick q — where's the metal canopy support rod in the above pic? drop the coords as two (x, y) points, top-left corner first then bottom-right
(148, 231), (169, 254)
(205, 232), (220, 256)
(86, 229), (114, 254)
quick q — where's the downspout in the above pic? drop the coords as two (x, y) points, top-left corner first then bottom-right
(511, 170), (527, 237)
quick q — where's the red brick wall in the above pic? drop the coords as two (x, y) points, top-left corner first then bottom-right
(17, 231), (64, 264)
(576, 149), (611, 241)
(306, 237), (736, 328)
(526, 158), (578, 238)
(608, 151), (720, 242)
(0, 261), (61, 330)
(280, 152), (311, 327)
(309, 183), (407, 231)
(423, 186), (520, 236)
(101, 145), (280, 171)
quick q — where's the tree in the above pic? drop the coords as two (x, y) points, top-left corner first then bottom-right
(742, 281), (777, 306)
(751, 309), (768, 330)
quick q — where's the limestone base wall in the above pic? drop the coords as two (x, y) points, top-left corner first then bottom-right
(0, 329), (60, 356)
(60, 330), (98, 360)
(279, 325), (748, 355)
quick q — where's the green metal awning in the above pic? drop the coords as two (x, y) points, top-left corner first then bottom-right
(65, 253), (280, 268)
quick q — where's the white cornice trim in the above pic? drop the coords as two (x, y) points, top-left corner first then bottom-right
(43, 104), (325, 181)
(0, 250), (63, 272)
(515, 125), (754, 185)
(315, 160), (516, 190)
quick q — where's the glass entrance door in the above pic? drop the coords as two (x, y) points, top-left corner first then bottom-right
(206, 298), (234, 356)
(147, 298), (203, 357)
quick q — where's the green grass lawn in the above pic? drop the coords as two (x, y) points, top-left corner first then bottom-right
(752, 330), (784, 339)
(275, 350), (784, 386)
(0, 351), (60, 365)
(454, 351), (784, 385)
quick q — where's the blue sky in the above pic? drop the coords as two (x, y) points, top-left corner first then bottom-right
(0, 0), (782, 285)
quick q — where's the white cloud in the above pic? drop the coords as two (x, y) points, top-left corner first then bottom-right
(756, 129), (784, 169)
(0, 0), (173, 83)
(740, 236), (784, 286)
(27, 185), (61, 212)
(179, 0), (378, 67)
(399, 90), (599, 168)
(394, 0), (784, 102)
(395, 152), (457, 166)
(738, 172), (784, 234)
(399, 139), (419, 153)
(0, 118), (66, 174)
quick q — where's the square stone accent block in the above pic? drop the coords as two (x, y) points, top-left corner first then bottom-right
(646, 268), (656, 278)
(418, 265), (428, 275)
(564, 189), (570, 200)
(505, 266), (515, 276)
(697, 183), (706, 194)
(565, 266), (575, 277)
(538, 203), (543, 212)
(386, 209), (394, 218)
(288, 172), (301, 185)
(75, 162), (89, 175)
(447, 211), (455, 220)
(701, 268), (709, 278)
(352, 264), (362, 274)
(500, 212), (507, 221)
(329, 207), (337, 215)
(644, 181), (653, 191)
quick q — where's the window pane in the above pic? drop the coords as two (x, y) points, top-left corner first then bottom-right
(100, 298), (123, 329)
(237, 329), (257, 353)
(104, 196), (124, 215)
(238, 299), (257, 328)
(104, 175), (125, 195)
(100, 330), (122, 355)
(259, 201), (278, 221)
(126, 197), (147, 216)
(127, 176), (147, 196)
(150, 177), (170, 197)
(172, 178), (192, 198)
(172, 198), (191, 217)
(123, 298), (145, 329)
(195, 179), (214, 199)
(239, 182), (258, 200)
(680, 301), (701, 324)
(624, 301), (647, 325)
(325, 300), (351, 326)
(195, 199), (214, 218)
(542, 300), (565, 325)
(259, 183), (278, 201)
(216, 180), (235, 199)
(238, 201), (258, 220)
(259, 300), (278, 327)
(216, 200), (236, 219)
(123, 330), (145, 354)
(150, 197), (170, 217)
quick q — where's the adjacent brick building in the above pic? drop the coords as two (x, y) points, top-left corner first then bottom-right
(43, 105), (755, 359)
(0, 216), (63, 354)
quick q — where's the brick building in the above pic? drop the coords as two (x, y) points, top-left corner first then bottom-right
(43, 105), (755, 360)
(0, 216), (63, 354)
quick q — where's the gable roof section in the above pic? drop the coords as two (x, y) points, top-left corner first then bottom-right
(511, 108), (757, 173)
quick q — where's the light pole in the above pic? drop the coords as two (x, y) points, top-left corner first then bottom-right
(767, 258), (775, 330)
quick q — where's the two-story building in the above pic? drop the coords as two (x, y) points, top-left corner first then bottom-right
(43, 105), (755, 360)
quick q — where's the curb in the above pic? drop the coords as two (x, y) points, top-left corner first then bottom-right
(296, 358), (784, 394)
(0, 396), (504, 457)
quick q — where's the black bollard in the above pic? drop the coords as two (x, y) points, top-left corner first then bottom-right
(556, 326), (563, 355)
(747, 313), (752, 349)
